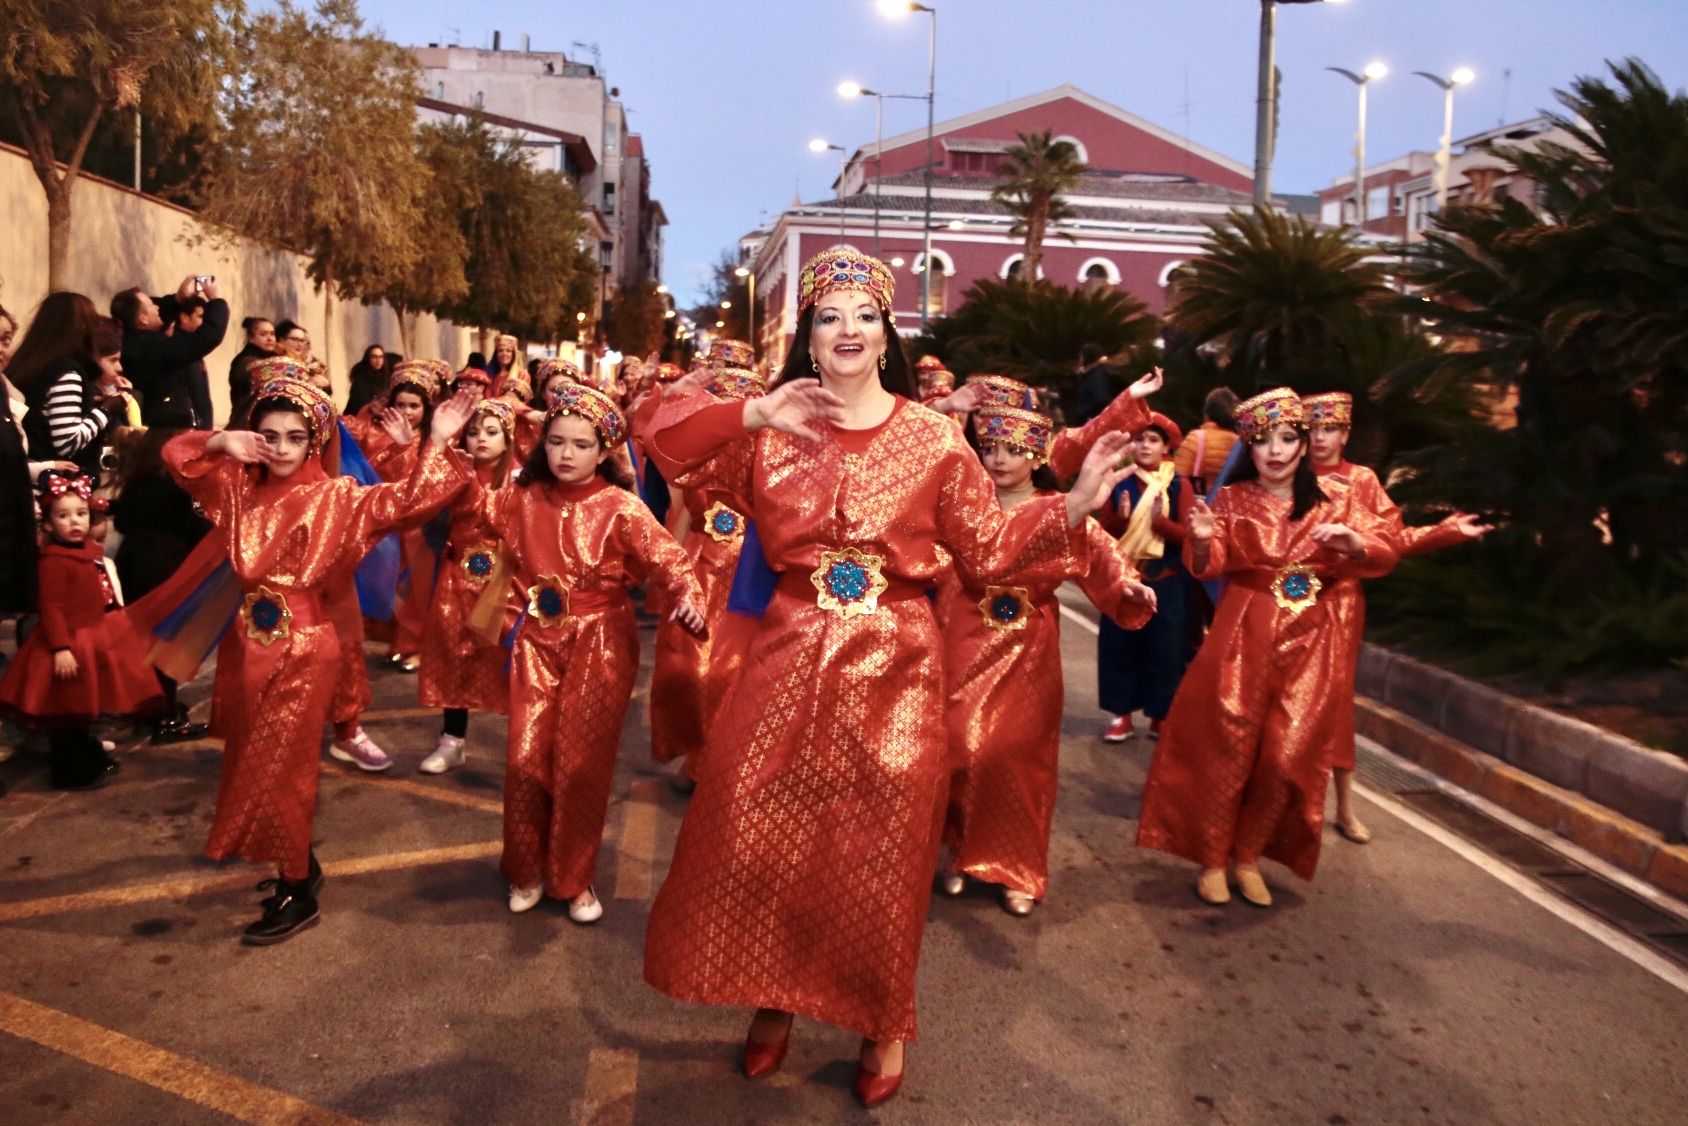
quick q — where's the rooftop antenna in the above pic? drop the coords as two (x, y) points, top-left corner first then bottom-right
(571, 40), (603, 72)
(444, 25), (460, 46)
(1499, 67), (1513, 126)
(1175, 63), (1194, 174)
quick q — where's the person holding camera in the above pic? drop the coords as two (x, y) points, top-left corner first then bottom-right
(111, 275), (229, 430)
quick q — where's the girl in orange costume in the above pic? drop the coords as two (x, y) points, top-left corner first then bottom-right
(646, 361), (764, 781)
(1302, 391), (1489, 843)
(0, 474), (162, 788)
(475, 383), (704, 923)
(1136, 388), (1400, 908)
(640, 247), (1136, 1108)
(415, 397), (522, 775)
(936, 403), (1156, 917)
(163, 368), (472, 944)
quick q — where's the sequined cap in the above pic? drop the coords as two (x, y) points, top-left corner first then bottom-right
(452, 367), (493, 390)
(707, 339), (755, 369)
(537, 359), (583, 389)
(797, 246), (895, 313)
(1235, 387), (1305, 441)
(913, 354), (949, 374)
(390, 359), (448, 399)
(709, 366), (766, 402)
(470, 397), (517, 435)
(250, 373), (336, 453)
(973, 404), (1054, 459)
(496, 369), (533, 402)
(920, 369), (956, 398)
(1301, 391), (1353, 427)
(655, 362), (686, 383)
(969, 373), (1037, 410)
(544, 382), (627, 448)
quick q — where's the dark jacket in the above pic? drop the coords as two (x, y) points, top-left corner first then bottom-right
(111, 472), (213, 600)
(122, 295), (229, 428)
(1074, 362), (1119, 425)
(22, 356), (114, 478)
(0, 393), (38, 613)
(227, 341), (272, 419)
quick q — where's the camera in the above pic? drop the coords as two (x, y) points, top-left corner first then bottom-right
(194, 274), (214, 295)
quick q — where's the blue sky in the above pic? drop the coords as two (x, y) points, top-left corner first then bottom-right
(360, 0), (1688, 305)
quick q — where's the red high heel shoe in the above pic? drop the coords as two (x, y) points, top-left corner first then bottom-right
(853, 1042), (905, 1108)
(741, 1013), (791, 1079)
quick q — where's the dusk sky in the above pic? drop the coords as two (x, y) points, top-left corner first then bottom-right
(361, 1), (1688, 305)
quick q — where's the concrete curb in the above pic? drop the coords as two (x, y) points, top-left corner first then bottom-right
(1356, 644), (1688, 840)
(1356, 697), (1688, 901)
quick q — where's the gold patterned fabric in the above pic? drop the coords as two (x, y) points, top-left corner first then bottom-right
(937, 509), (1151, 900)
(1047, 390), (1151, 484)
(418, 463), (519, 714)
(478, 478), (700, 900)
(1135, 478), (1398, 881)
(649, 487), (744, 766)
(163, 431), (467, 880)
(641, 393), (1089, 1042)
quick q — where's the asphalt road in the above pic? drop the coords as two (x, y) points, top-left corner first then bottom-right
(2, 604), (1685, 1125)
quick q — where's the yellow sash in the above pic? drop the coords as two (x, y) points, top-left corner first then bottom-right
(1117, 463), (1175, 561)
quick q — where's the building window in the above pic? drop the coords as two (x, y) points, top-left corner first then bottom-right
(913, 250), (954, 318)
(473, 90), (484, 109)
(1051, 135), (1089, 164)
(1366, 185), (1390, 221)
(603, 183), (616, 214)
(999, 253), (1042, 281)
(1320, 199), (1343, 226)
(434, 81), (445, 99)
(1078, 257), (1120, 289)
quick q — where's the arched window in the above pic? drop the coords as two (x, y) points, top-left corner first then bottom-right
(1078, 257), (1120, 289)
(1051, 135), (1090, 164)
(1157, 259), (1188, 289)
(912, 250), (954, 318)
(1000, 253), (1044, 281)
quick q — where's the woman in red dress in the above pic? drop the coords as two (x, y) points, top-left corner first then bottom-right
(640, 247), (1136, 1107)
(163, 366), (472, 944)
(1136, 388), (1401, 908)
(936, 402), (1156, 916)
(0, 473), (163, 787)
(1302, 391), (1489, 843)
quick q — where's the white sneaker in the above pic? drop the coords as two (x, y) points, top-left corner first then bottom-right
(99, 739), (117, 753)
(419, 734), (465, 775)
(329, 728), (393, 772)
(568, 887), (604, 925)
(939, 869), (965, 897)
(509, 884), (542, 914)
(1003, 889), (1036, 917)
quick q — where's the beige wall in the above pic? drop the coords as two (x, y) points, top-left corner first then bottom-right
(0, 144), (471, 425)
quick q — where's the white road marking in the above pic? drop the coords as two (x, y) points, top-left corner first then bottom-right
(1059, 586), (1688, 994)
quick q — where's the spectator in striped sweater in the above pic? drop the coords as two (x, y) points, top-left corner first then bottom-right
(8, 294), (127, 479)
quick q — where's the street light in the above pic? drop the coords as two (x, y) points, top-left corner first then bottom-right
(839, 79), (927, 256)
(734, 265), (757, 358)
(1328, 61), (1387, 229)
(1415, 67), (1476, 212)
(1252, 0), (1347, 207)
(809, 139), (849, 237)
(879, 0), (937, 329)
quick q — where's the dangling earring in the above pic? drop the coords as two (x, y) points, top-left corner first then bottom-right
(810, 355), (820, 373)
(878, 352), (888, 371)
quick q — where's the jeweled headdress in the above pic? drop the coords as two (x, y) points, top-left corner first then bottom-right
(1301, 391), (1353, 427)
(452, 367), (492, 390)
(913, 354), (949, 374)
(797, 246), (895, 313)
(709, 365), (766, 402)
(973, 404), (1054, 460)
(250, 371), (337, 454)
(496, 369), (533, 402)
(537, 359), (583, 390)
(921, 370), (956, 399)
(495, 333), (518, 350)
(706, 339), (754, 369)
(655, 362), (686, 384)
(470, 397), (517, 436)
(543, 382), (627, 448)
(1235, 387), (1305, 442)
(969, 373), (1037, 410)
(390, 359), (448, 399)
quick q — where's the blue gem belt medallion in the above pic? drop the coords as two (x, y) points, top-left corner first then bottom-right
(526, 575), (571, 627)
(810, 548), (890, 618)
(241, 585), (294, 646)
(701, 500), (743, 544)
(461, 542), (499, 588)
(979, 585), (1033, 632)
(1270, 564), (1322, 616)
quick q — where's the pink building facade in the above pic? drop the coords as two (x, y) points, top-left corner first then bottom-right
(739, 85), (1265, 364)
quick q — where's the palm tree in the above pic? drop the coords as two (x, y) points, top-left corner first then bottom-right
(1166, 206), (1393, 390)
(989, 131), (1087, 281)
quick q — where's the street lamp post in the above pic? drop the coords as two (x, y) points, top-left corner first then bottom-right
(1328, 61), (1388, 228)
(1252, 0), (1346, 207)
(839, 81), (927, 257)
(809, 139), (849, 238)
(734, 265), (756, 358)
(1414, 67), (1476, 212)
(880, 0), (938, 329)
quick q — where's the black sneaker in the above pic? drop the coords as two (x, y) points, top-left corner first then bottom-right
(254, 853), (324, 906)
(241, 882), (319, 946)
(151, 715), (210, 745)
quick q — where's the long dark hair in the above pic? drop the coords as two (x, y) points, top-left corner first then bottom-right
(387, 381), (435, 438)
(7, 292), (102, 398)
(1229, 425), (1325, 520)
(518, 412), (631, 489)
(772, 302), (915, 399)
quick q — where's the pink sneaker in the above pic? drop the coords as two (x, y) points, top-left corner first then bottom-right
(1101, 715), (1133, 743)
(330, 728), (393, 772)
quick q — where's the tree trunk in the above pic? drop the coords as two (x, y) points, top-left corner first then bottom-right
(17, 101), (105, 292)
(45, 178), (74, 292)
(395, 307), (416, 358)
(322, 280), (338, 396)
(1024, 205), (1046, 281)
